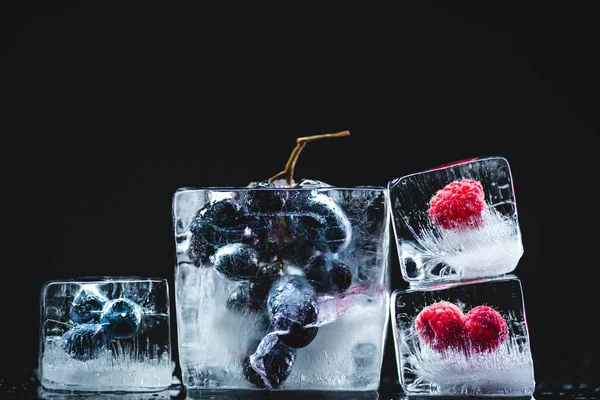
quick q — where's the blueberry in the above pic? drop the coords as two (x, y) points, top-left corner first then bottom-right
(100, 298), (142, 339)
(242, 340), (296, 388)
(213, 243), (261, 281)
(267, 274), (319, 348)
(188, 198), (253, 267)
(61, 324), (107, 361)
(70, 287), (107, 324)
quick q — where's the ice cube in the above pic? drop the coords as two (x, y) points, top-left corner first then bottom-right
(172, 186), (390, 391)
(39, 277), (173, 392)
(390, 275), (535, 396)
(388, 156), (524, 284)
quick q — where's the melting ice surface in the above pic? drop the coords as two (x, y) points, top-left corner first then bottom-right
(402, 208), (523, 281)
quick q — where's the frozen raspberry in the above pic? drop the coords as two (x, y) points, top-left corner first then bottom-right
(428, 178), (487, 230)
(414, 301), (464, 352)
(462, 305), (508, 354)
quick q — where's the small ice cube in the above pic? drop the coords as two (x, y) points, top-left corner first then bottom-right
(388, 156), (524, 284)
(39, 277), (173, 392)
(390, 275), (535, 396)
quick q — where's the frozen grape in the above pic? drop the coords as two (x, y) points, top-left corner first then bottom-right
(304, 254), (352, 294)
(187, 197), (253, 266)
(295, 179), (333, 188)
(242, 340), (296, 388)
(70, 287), (107, 324)
(282, 192), (351, 266)
(213, 243), (260, 281)
(226, 284), (251, 313)
(100, 298), (142, 339)
(267, 274), (319, 348)
(246, 181), (285, 213)
(61, 323), (107, 361)
(329, 261), (352, 293)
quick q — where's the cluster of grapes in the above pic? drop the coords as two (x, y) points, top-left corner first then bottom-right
(187, 180), (354, 388)
(60, 287), (143, 361)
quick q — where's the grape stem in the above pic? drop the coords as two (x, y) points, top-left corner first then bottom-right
(268, 130), (350, 185)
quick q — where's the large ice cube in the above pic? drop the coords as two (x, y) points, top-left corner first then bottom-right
(172, 186), (390, 391)
(39, 277), (173, 392)
(388, 156), (524, 284)
(390, 275), (535, 396)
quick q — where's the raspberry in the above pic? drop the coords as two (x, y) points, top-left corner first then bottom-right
(462, 305), (508, 354)
(428, 178), (487, 230)
(414, 301), (464, 352)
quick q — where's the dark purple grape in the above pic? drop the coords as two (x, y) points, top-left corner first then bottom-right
(282, 192), (352, 266)
(267, 274), (319, 348)
(213, 243), (261, 281)
(245, 181), (285, 214)
(305, 254), (353, 294)
(248, 263), (282, 311)
(226, 284), (251, 313)
(61, 324), (107, 361)
(99, 298), (142, 339)
(70, 287), (107, 324)
(242, 340), (296, 388)
(295, 179), (333, 188)
(329, 261), (352, 293)
(187, 198), (254, 267)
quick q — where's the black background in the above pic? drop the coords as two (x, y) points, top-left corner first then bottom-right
(1, 1), (598, 396)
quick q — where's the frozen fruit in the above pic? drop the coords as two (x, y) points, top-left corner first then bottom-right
(428, 178), (487, 230)
(188, 198), (253, 266)
(267, 274), (319, 348)
(281, 192), (352, 268)
(304, 254), (352, 294)
(462, 305), (508, 353)
(246, 181), (285, 213)
(100, 298), (142, 339)
(70, 287), (107, 324)
(213, 243), (261, 281)
(61, 323), (107, 361)
(242, 340), (296, 388)
(414, 301), (464, 351)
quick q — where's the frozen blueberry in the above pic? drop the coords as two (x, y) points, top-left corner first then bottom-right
(61, 323), (107, 361)
(70, 286), (107, 324)
(99, 298), (142, 339)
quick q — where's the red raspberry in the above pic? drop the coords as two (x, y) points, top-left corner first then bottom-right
(428, 179), (487, 230)
(414, 301), (464, 352)
(462, 305), (508, 354)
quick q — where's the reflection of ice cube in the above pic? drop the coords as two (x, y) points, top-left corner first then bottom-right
(390, 275), (535, 396)
(388, 156), (523, 284)
(39, 277), (172, 392)
(172, 187), (390, 391)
